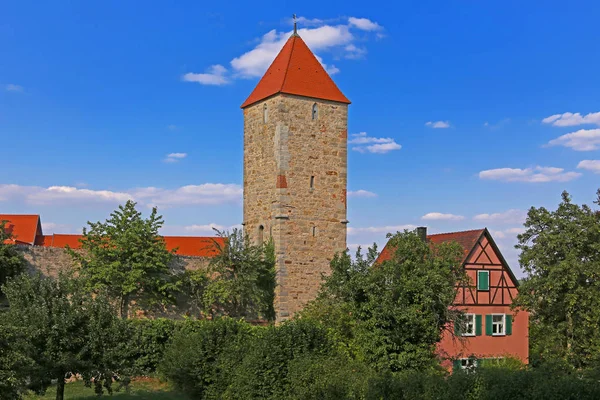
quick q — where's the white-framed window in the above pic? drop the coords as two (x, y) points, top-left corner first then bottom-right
(460, 358), (478, 372)
(312, 103), (318, 120)
(263, 104), (268, 123)
(492, 314), (505, 336)
(462, 314), (476, 337)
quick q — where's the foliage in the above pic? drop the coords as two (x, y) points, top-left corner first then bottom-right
(0, 323), (32, 399)
(513, 189), (600, 370)
(223, 319), (333, 399)
(301, 230), (465, 372)
(159, 318), (253, 399)
(2, 273), (126, 400)
(203, 229), (276, 321)
(123, 318), (178, 376)
(0, 220), (27, 299)
(72, 201), (178, 318)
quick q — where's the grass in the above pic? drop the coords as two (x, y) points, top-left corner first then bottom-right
(24, 377), (187, 399)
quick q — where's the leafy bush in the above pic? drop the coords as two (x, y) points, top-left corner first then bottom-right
(159, 318), (253, 399)
(223, 319), (333, 399)
(124, 318), (178, 375)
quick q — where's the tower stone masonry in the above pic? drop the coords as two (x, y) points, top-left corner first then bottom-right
(242, 32), (350, 321)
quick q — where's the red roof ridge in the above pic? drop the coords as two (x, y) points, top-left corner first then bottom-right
(427, 228), (485, 238)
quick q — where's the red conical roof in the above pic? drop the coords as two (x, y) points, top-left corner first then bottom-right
(241, 34), (350, 108)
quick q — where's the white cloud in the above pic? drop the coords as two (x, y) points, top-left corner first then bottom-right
(182, 64), (229, 86)
(473, 209), (527, 224)
(344, 44), (367, 59)
(491, 227), (525, 240)
(348, 189), (377, 198)
(542, 112), (600, 127)
(479, 166), (581, 183)
(349, 132), (402, 154)
(577, 160), (600, 174)
(41, 222), (73, 233)
(546, 129), (600, 151)
(348, 224), (417, 235)
(0, 183), (242, 208)
(425, 121), (450, 129)
(421, 212), (465, 221)
(5, 84), (23, 92)
(186, 16), (383, 84)
(348, 17), (382, 31)
(164, 153), (187, 163)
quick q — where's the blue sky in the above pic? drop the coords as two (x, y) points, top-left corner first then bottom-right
(2, 1), (600, 275)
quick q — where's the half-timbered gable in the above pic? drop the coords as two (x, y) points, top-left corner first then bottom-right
(453, 229), (519, 307)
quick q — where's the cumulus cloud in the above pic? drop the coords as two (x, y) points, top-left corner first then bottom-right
(425, 121), (450, 129)
(473, 209), (526, 224)
(5, 84), (23, 92)
(479, 166), (581, 183)
(347, 17), (382, 31)
(348, 189), (377, 198)
(349, 132), (402, 154)
(421, 212), (465, 221)
(490, 227), (525, 240)
(542, 112), (600, 127)
(577, 160), (600, 174)
(347, 224), (417, 235)
(164, 153), (188, 163)
(41, 222), (73, 233)
(546, 129), (600, 151)
(185, 16), (383, 84)
(182, 65), (229, 86)
(0, 183), (242, 208)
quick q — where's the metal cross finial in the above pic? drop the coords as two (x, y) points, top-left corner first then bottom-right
(293, 14), (298, 35)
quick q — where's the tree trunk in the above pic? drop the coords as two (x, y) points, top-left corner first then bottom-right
(120, 295), (129, 319)
(56, 375), (65, 400)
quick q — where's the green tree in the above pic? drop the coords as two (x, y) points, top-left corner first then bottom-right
(513, 189), (600, 370)
(0, 220), (27, 300)
(203, 229), (276, 321)
(0, 323), (31, 400)
(72, 201), (177, 318)
(2, 273), (126, 400)
(302, 230), (465, 372)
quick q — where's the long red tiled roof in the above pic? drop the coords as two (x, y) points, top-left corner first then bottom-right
(35, 233), (224, 258)
(0, 214), (41, 245)
(377, 229), (485, 264)
(241, 34), (350, 108)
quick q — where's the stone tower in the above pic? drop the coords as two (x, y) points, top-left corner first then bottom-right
(241, 31), (350, 321)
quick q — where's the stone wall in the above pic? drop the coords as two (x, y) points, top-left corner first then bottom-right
(243, 94), (348, 321)
(18, 245), (212, 278)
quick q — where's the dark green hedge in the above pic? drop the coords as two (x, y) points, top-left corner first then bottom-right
(120, 318), (600, 400)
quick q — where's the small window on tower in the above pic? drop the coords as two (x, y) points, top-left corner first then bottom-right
(310, 176), (315, 189)
(312, 103), (318, 120)
(258, 225), (264, 244)
(312, 226), (316, 237)
(263, 104), (268, 123)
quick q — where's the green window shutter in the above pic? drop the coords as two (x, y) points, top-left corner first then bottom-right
(506, 314), (512, 335)
(454, 320), (460, 336)
(453, 360), (462, 372)
(477, 270), (489, 291)
(475, 314), (482, 336)
(485, 314), (493, 336)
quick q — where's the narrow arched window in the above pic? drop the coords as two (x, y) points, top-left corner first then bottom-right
(312, 226), (316, 237)
(312, 103), (318, 120)
(263, 104), (268, 123)
(257, 225), (264, 244)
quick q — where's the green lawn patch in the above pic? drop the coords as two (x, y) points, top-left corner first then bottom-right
(24, 377), (187, 400)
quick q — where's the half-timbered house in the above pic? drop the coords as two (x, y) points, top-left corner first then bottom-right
(377, 228), (529, 371)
